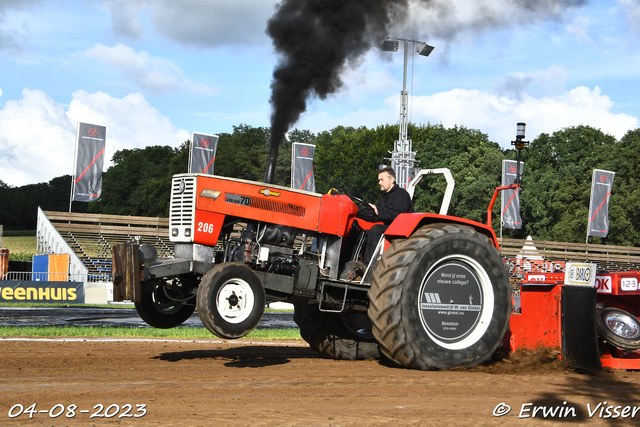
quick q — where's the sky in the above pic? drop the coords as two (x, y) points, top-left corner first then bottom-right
(1, 0), (640, 187)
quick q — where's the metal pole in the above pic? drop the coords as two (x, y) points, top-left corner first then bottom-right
(393, 40), (412, 188)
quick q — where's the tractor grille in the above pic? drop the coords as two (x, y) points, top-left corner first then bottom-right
(170, 177), (196, 226)
(250, 198), (306, 217)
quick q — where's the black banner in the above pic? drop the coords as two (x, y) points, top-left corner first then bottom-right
(588, 169), (615, 238)
(292, 143), (315, 191)
(501, 160), (522, 229)
(0, 281), (85, 303)
(189, 132), (219, 175)
(72, 122), (106, 202)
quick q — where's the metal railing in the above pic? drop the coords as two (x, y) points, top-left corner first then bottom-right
(2, 271), (110, 283)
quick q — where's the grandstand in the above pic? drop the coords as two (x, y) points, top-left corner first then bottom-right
(37, 208), (173, 282)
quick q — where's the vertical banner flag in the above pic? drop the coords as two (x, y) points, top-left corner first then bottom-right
(501, 160), (523, 229)
(292, 142), (316, 192)
(587, 169), (615, 238)
(188, 132), (219, 175)
(72, 122), (106, 202)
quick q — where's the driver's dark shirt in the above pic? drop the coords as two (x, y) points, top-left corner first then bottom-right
(374, 184), (414, 224)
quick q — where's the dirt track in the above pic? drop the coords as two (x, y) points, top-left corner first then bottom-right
(2, 338), (640, 426)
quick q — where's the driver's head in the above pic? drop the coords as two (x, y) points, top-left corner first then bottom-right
(378, 167), (396, 193)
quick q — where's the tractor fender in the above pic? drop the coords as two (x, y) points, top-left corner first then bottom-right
(384, 213), (499, 248)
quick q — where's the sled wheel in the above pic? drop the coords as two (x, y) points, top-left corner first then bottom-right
(294, 303), (379, 360)
(197, 263), (265, 339)
(368, 223), (512, 370)
(135, 281), (196, 329)
(596, 307), (640, 351)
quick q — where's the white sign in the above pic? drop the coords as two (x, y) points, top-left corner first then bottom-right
(564, 262), (597, 287)
(595, 275), (612, 294)
(621, 278), (638, 292)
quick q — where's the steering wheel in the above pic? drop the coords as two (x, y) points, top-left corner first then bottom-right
(349, 195), (375, 215)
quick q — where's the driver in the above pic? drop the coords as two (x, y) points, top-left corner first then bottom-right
(360, 167), (414, 263)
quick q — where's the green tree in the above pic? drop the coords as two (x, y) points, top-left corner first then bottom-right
(412, 124), (504, 227)
(314, 125), (395, 200)
(520, 125), (618, 242)
(89, 145), (185, 217)
(602, 128), (640, 246)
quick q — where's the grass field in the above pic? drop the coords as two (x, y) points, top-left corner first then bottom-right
(2, 235), (37, 261)
(0, 303), (300, 340)
(0, 326), (301, 340)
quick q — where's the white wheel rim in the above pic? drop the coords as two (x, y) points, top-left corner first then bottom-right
(215, 278), (255, 324)
(417, 255), (494, 350)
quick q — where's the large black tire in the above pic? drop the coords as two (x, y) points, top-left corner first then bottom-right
(294, 303), (380, 360)
(596, 307), (640, 351)
(197, 263), (265, 339)
(135, 282), (196, 329)
(368, 224), (512, 370)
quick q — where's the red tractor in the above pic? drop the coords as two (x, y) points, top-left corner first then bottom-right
(113, 171), (512, 370)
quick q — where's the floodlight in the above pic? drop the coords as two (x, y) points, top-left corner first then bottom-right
(416, 43), (435, 57)
(382, 39), (399, 52)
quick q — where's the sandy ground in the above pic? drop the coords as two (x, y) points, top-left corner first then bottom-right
(2, 338), (640, 426)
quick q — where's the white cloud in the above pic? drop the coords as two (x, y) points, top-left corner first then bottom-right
(296, 74), (638, 150)
(78, 43), (217, 95)
(98, 0), (145, 40)
(565, 14), (591, 41)
(401, 0), (584, 45)
(0, 88), (75, 186)
(67, 90), (190, 167)
(0, 0), (44, 53)
(100, 0), (278, 47)
(0, 88), (189, 186)
(409, 85), (638, 146)
(618, 0), (640, 37)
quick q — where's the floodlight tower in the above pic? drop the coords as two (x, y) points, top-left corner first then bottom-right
(511, 122), (529, 184)
(382, 37), (434, 188)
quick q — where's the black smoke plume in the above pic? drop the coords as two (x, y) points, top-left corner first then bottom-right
(263, 0), (587, 183)
(264, 0), (409, 183)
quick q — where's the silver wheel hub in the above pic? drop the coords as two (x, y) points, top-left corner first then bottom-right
(605, 311), (640, 339)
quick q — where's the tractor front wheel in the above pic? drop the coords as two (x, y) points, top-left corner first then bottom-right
(197, 263), (265, 339)
(368, 223), (512, 370)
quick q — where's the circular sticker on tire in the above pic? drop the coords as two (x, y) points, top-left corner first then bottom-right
(418, 260), (483, 343)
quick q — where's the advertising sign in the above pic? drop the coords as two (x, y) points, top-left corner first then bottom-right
(564, 262), (597, 287)
(587, 169), (615, 238)
(72, 122), (106, 202)
(501, 160), (522, 229)
(188, 132), (219, 175)
(0, 281), (84, 303)
(292, 142), (316, 192)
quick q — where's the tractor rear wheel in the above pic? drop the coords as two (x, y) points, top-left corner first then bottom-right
(197, 263), (265, 339)
(294, 303), (379, 360)
(368, 223), (512, 370)
(135, 281), (196, 329)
